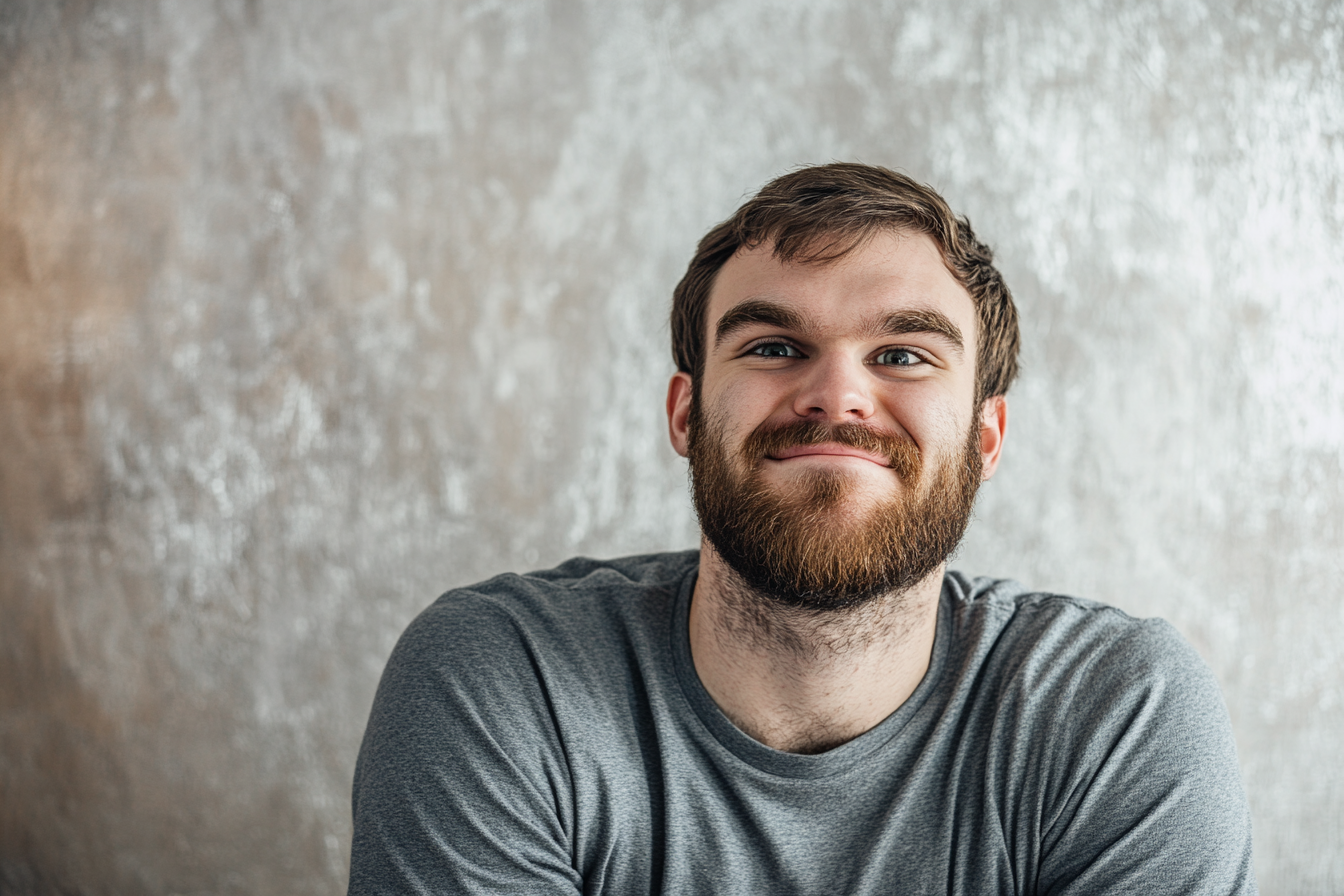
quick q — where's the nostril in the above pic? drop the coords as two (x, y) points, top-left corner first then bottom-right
(791, 363), (877, 420)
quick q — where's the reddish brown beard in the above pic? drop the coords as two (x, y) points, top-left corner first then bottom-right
(687, 402), (984, 611)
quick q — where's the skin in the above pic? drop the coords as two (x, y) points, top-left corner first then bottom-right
(666, 229), (1008, 754)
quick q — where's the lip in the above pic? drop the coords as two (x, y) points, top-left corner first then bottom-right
(767, 443), (890, 467)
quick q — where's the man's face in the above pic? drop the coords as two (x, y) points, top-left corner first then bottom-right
(666, 229), (1007, 608)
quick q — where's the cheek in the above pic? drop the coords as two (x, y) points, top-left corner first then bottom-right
(705, 376), (786, 433)
(880, 386), (971, 454)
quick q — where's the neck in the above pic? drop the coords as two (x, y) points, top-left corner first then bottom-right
(688, 541), (943, 754)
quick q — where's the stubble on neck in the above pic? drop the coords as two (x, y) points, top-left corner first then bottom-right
(696, 541), (940, 661)
(682, 398), (982, 753)
(689, 545), (944, 753)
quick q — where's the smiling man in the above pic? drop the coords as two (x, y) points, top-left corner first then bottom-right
(349, 164), (1257, 895)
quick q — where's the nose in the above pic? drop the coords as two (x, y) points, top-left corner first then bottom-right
(791, 351), (876, 422)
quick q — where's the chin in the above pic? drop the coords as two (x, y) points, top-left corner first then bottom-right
(687, 404), (980, 610)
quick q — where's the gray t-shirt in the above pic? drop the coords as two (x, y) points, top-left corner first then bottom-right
(349, 551), (1256, 895)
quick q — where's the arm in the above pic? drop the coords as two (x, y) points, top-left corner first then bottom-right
(348, 594), (582, 896)
(1037, 620), (1257, 895)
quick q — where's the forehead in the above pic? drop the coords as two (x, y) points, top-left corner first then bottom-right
(705, 230), (976, 347)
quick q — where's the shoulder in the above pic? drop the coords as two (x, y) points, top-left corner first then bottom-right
(358, 550), (698, 784)
(496, 549), (701, 591)
(940, 571), (1239, 813)
(413, 548), (695, 628)
(943, 571), (1214, 705)
(384, 550), (697, 689)
(943, 573), (1255, 893)
(349, 553), (702, 894)
(426, 549), (697, 617)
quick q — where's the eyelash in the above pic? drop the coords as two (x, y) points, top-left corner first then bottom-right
(873, 348), (924, 367)
(747, 340), (803, 358)
(744, 340), (929, 367)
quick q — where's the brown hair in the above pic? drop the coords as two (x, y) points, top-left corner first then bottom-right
(670, 163), (1020, 405)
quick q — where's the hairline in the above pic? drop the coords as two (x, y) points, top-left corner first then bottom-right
(670, 163), (1020, 407)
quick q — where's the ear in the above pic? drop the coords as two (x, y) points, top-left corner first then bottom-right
(667, 371), (694, 458)
(977, 395), (1007, 480)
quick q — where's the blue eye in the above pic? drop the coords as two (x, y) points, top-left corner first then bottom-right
(750, 342), (801, 358)
(876, 348), (921, 367)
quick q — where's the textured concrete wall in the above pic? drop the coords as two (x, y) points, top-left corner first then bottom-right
(1, 0), (1340, 893)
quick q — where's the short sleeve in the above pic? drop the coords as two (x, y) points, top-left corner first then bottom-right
(347, 593), (583, 896)
(1037, 620), (1257, 895)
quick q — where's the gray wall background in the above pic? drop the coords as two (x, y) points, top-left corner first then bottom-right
(2, 0), (1341, 893)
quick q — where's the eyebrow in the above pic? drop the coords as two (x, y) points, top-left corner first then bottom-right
(713, 300), (810, 348)
(713, 299), (965, 355)
(872, 309), (964, 355)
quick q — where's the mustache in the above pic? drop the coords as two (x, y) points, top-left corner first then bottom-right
(740, 420), (921, 481)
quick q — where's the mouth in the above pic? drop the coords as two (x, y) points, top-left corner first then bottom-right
(740, 419), (918, 479)
(766, 442), (891, 467)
